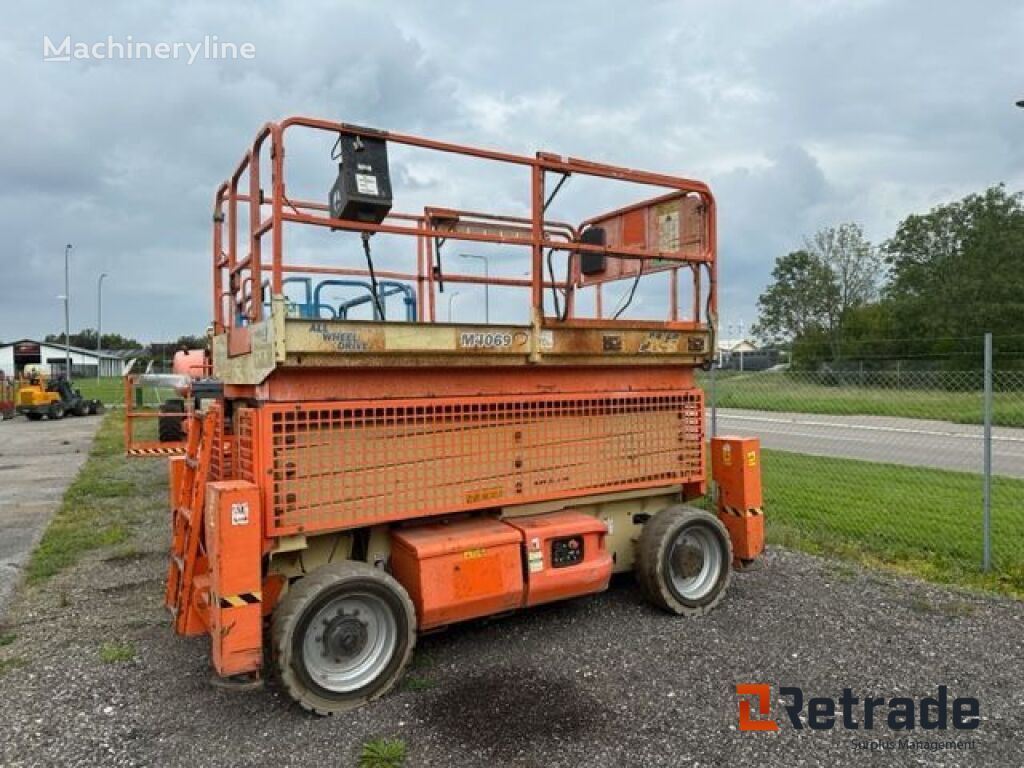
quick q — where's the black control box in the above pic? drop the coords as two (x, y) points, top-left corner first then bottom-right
(579, 226), (607, 275)
(551, 536), (585, 568)
(328, 134), (393, 224)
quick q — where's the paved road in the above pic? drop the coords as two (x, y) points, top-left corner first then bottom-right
(714, 408), (1024, 478)
(0, 414), (101, 617)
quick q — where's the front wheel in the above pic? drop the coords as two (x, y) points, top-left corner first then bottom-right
(272, 561), (416, 716)
(48, 403), (65, 420)
(635, 505), (733, 616)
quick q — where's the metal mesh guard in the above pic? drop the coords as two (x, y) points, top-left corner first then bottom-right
(252, 391), (703, 536)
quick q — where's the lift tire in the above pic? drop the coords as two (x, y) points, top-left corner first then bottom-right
(49, 403), (65, 420)
(272, 561), (416, 716)
(635, 505), (733, 617)
(158, 400), (186, 442)
(89, 401), (105, 416)
(72, 401), (89, 417)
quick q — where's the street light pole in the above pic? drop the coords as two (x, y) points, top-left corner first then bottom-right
(738, 318), (746, 372)
(97, 273), (108, 381)
(448, 291), (461, 322)
(460, 253), (490, 324)
(64, 244), (72, 380)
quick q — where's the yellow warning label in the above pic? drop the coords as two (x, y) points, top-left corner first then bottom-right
(463, 548), (487, 560)
(465, 486), (503, 504)
(746, 450), (758, 467)
(722, 444), (733, 466)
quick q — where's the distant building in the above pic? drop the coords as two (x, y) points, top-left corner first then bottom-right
(0, 339), (134, 378)
(716, 338), (784, 371)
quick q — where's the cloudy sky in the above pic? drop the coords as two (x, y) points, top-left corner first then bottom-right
(2, 0), (1022, 342)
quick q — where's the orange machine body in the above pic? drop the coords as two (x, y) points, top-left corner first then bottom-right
(505, 511), (612, 607)
(390, 517), (524, 630)
(711, 436), (764, 562)
(389, 511), (614, 629)
(204, 481), (263, 677)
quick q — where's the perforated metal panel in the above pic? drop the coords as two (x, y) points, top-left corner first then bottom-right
(243, 391), (703, 536)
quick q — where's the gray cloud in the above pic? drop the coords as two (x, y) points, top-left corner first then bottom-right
(1, 0), (1022, 341)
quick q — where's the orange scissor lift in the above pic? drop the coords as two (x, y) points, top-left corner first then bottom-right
(166, 116), (765, 714)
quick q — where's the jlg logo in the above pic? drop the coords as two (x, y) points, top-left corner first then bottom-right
(737, 684), (778, 731)
(736, 685), (981, 732)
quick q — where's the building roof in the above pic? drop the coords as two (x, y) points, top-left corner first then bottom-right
(717, 338), (758, 354)
(0, 339), (128, 360)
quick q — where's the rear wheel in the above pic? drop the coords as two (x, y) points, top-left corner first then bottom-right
(25, 412), (43, 422)
(636, 505), (732, 616)
(272, 561), (416, 715)
(71, 401), (89, 417)
(158, 399), (186, 442)
(88, 401), (104, 415)
(48, 403), (65, 420)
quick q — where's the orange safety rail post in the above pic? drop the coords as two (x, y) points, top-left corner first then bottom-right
(123, 375), (188, 458)
(213, 116), (717, 341)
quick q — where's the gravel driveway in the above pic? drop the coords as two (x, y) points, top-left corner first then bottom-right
(0, 458), (1020, 767)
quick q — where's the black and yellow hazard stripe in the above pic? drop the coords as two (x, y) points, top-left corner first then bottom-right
(127, 447), (186, 456)
(723, 506), (764, 518)
(217, 591), (262, 609)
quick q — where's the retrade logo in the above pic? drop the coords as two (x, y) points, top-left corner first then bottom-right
(736, 685), (980, 732)
(737, 684), (778, 731)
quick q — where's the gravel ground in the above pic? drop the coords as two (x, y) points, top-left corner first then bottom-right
(0, 458), (1021, 767)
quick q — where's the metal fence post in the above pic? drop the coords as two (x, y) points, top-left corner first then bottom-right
(983, 332), (993, 572)
(709, 361), (718, 438)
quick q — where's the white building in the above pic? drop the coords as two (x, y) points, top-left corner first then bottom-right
(716, 337), (758, 358)
(0, 339), (132, 378)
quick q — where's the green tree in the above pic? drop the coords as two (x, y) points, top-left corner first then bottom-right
(44, 330), (141, 350)
(883, 185), (1024, 346)
(808, 223), (882, 345)
(754, 249), (836, 344)
(173, 335), (209, 351)
(755, 223), (880, 363)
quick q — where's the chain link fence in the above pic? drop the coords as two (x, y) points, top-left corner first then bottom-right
(703, 338), (1024, 593)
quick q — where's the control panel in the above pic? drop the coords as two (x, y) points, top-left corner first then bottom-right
(551, 535), (584, 568)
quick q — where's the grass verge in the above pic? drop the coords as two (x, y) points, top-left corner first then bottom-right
(701, 372), (1024, 427)
(27, 411), (165, 584)
(763, 448), (1024, 597)
(72, 377), (125, 406)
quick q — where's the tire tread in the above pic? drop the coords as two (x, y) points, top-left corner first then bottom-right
(636, 505), (733, 616)
(271, 561), (416, 716)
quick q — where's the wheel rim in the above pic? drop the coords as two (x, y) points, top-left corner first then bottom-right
(667, 525), (723, 602)
(300, 590), (398, 694)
